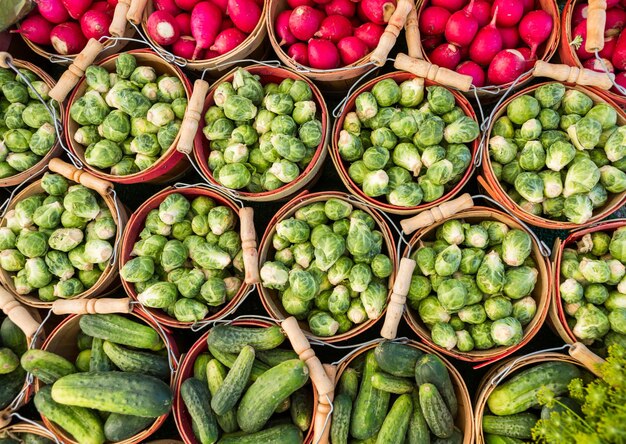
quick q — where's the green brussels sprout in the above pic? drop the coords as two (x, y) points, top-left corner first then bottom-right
(157, 193), (190, 226)
(114, 54), (137, 80)
(342, 111), (361, 135)
(610, 227), (626, 262)
(405, 275), (430, 309)
(197, 277), (226, 306)
(222, 143), (249, 164)
(191, 242), (232, 270)
(313, 231), (346, 272)
(426, 86), (455, 115)
(116, 89), (152, 119)
(15, 230), (48, 258)
(231, 69), (264, 104)
(386, 166), (412, 190)
(562, 89), (594, 115)
(421, 145), (446, 169)
(418, 296), (451, 325)
(484, 296), (512, 321)
(4, 128), (32, 152)
(607, 259), (626, 286)
(463, 224), (488, 249)
(436, 279), (467, 311)
(457, 248), (484, 275)
(262, 93), (293, 117)
(506, 95), (540, 125)
(589, 148), (610, 168)
(412, 115), (444, 149)
(290, 101), (315, 126)
(26, 80), (50, 101)
(130, 117), (159, 138)
(82, 239), (113, 264)
(604, 126), (626, 162)
(532, 82), (565, 108)
(434, 244), (462, 277)
(490, 316), (523, 346)
(22, 102), (52, 129)
(447, 143), (472, 178)
(599, 165), (626, 193)
(137, 281), (177, 308)
(327, 285), (350, 316)
(608, 309), (626, 334)
(585, 104), (617, 130)
(545, 141), (577, 175)
(492, 116), (515, 139)
(0, 249), (25, 271)
(53, 278), (84, 298)
(82, 91), (111, 126)
(370, 254), (392, 279)
(0, 161), (17, 178)
(332, 219), (350, 237)
(360, 170), (388, 197)
(578, 257), (610, 283)
(99, 110), (130, 143)
(204, 117), (235, 141)
(216, 162), (251, 189)
(397, 77), (424, 107)
(32, 202), (63, 229)
(345, 298), (366, 324)
(561, 114), (583, 132)
(514, 172), (544, 204)
(145, 103), (174, 128)
(173, 298), (208, 322)
(2, 81), (28, 104)
(293, 202), (326, 228)
(28, 123), (56, 156)
(467, 322), (494, 350)
(159, 239), (187, 273)
(501, 229), (532, 267)
(518, 141), (545, 172)
(503, 266), (538, 300)
(85, 66), (110, 93)
(475, 251), (505, 295)
(424, 159), (453, 186)
(361, 281), (387, 319)
(457, 304), (486, 325)
(85, 139), (123, 169)
(231, 124), (259, 146)
(437, 219), (464, 245)
(371, 79), (401, 107)
(431, 322), (457, 350)
(441, 107), (464, 125)
(156, 120), (180, 150)
(218, 230), (241, 259)
(538, 108), (560, 130)
(170, 97), (187, 120)
(414, 246), (436, 276)
(388, 182), (423, 207)
(322, 200), (351, 223)
(443, 116), (479, 144)
(291, 242), (313, 269)
(355, 92), (378, 121)
(568, 116), (602, 151)
(288, 269), (318, 301)
(46, 227), (83, 253)
(348, 263), (372, 293)
(572, 303), (610, 340)
(392, 142), (421, 176)
(3, 102), (25, 129)
(0, 227), (16, 250)
(128, 66), (156, 88)
(276, 218), (309, 244)
(369, 128), (397, 150)
(358, 146), (387, 171)
(562, 194), (593, 224)
(387, 110), (417, 139)
(306, 311), (338, 337)
(206, 206), (237, 237)
(325, 256), (352, 286)
(260, 261), (290, 291)
(582, 283), (609, 305)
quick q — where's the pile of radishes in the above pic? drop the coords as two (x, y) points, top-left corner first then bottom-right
(569, 0), (626, 91)
(145, 0), (262, 61)
(14, 0), (116, 55)
(419, 0), (554, 87)
(274, 0), (394, 70)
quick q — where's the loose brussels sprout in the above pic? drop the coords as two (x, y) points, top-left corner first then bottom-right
(534, 83), (565, 108)
(501, 229), (532, 267)
(388, 182), (424, 207)
(399, 78), (424, 107)
(437, 279), (467, 311)
(562, 90), (593, 115)
(437, 220), (464, 245)
(476, 251), (505, 295)
(355, 92), (378, 121)
(514, 172), (544, 204)
(507, 95), (540, 125)
(463, 224), (488, 249)
(573, 303), (610, 340)
(491, 317), (523, 346)
(443, 116), (479, 144)
(431, 322), (457, 350)
(568, 116), (602, 151)
(600, 165), (626, 193)
(489, 136), (518, 165)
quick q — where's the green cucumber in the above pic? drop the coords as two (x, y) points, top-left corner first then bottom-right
(482, 413), (538, 440)
(0, 348), (18, 374)
(414, 355), (457, 417)
(90, 338), (114, 372)
(374, 342), (423, 377)
(256, 348), (299, 367)
(484, 434), (524, 444)
(75, 349), (91, 372)
(371, 372), (414, 394)
(0, 367), (25, 410)
(21, 349), (76, 384)
(419, 383), (453, 439)
(79, 314), (163, 351)
(1, 317), (27, 356)
(338, 367), (359, 401)
(351, 436), (378, 443)
(76, 331), (93, 351)
(217, 424), (303, 444)
(351, 351), (390, 440)
(331, 393), (352, 444)
(407, 390), (430, 444)
(207, 325), (286, 354)
(102, 340), (169, 380)
(275, 397), (291, 413)
(432, 428), (462, 444)
(237, 359), (309, 433)
(209, 344), (269, 381)
(0, 438), (19, 443)
(34, 385), (105, 444)
(20, 433), (54, 444)
(290, 387), (313, 432)
(194, 352), (213, 382)
(376, 393), (413, 444)
(180, 377), (219, 444)
(206, 359), (239, 433)
(51, 371), (172, 417)
(212, 345), (255, 416)
(104, 413), (155, 441)
(540, 397), (582, 419)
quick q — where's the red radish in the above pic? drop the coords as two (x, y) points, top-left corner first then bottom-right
(313, 0), (332, 4)
(287, 0), (314, 6)
(308, 38), (340, 68)
(91, 2), (112, 13)
(516, 46), (536, 69)
(487, 49), (526, 84)
(612, 31), (626, 70)
(354, 22), (385, 49)
(608, 0), (621, 7)
(205, 49), (219, 59)
(583, 57), (615, 72)
(219, 17), (234, 32)
(445, 3), (479, 47)
(276, 10), (297, 46)
(38, 0), (70, 23)
(338, 35), (369, 64)
(210, 28), (246, 54)
(147, 11), (180, 46)
(422, 34), (443, 51)
(499, 26), (519, 48)
(315, 15), (353, 42)
(175, 0), (201, 10)
(62, 0), (93, 19)
(464, 0), (491, 27)
(175, 13), (191, 35)
(191, 2), (223, 60)
(107, 0), (118, 6)
(518, 9), (553, 58)
(288, 42), (309, 64)
(615, 71), (626, 89)
(429, 43), (462, 69)
(457, 60), (485, 86)
(459, 44), (469, 59)
(605, 8), (626, 36)
(154, 0), (180, 15)
(360, 0), (397, 25)
(325, 0), (356, 16)
(288, 6), (324, 40)
(572, 20), (593, 60)
(80, 10), (112, 40)
(599, 35), (617, 59)
(419, 6), (450, 35)
(12, 15), (53, 45)
(50, 22), (87, 54)
(357, 2), (369, 21)
(349, 16), (362, 26)
(172, 35), (196, 58)
(521, 0), (534, 14)
(431, 0), (467, 12)
(572, 3), (588, 27)
(228, 0), (262, 33)
(491, 0), (524, 27)
(469, 9), (502, 65)
(211, 0), (229, 12)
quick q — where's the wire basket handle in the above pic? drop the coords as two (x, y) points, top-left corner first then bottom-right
(49, 39), (104, 103)
(532, 60), (614, 90)
(400, 193), (474, 235)
(394, 53), (473, 92)
(380, 257), (416, 339)
(51, 298), (133, 315)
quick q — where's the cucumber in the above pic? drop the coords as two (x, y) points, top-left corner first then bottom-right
(212, 346), (255, 416)
(274, 397), (291, 413)
(351, 436), (378, 443)
(376, 394), (413, 444)
(206, 359), (239, 433)
(194, 352), (213, 382)
(338, 367), (359, 401)
(76, 331), (93, 351)
(374, 342), (423, 377)
(217, 424), (303, 444)
(484, 434), (524, 444)
(207, 325), (286, 354)
(209, 344), (269, 381)
(20, 433), (54, 444)
(102, 340), (169, 380)
(79, 314), (163, 351)
(34, 385), (105, 444)
(21, 349), (77, 384)
(51, 371), (172, 417)
(180, 377), (219, 444)
(407, 390), (429, 444)
(414, 355), (457, 418)
(482, 413), (538, 440)
(90, 338), (114, 372)
(331, 393), (352, 444)
(237, 359), (310, 433)
(256, 348), (299, 367)
(0, 367), (25, 410)
(0, 348), (18, 374)
(419, 383), (453, 439)
(103, 413), (155, 441)
(371, 372), (414, 394)
(1, 317), (27, 356)
(351, 351), (390, 440)
(487, 362), (581, 416)
(290, 387), (313, 432)
(540, 397), (582, 419)
(432, 428), (462, 444)
(75, 349), (92, 372)
(0, 438), (19, 443)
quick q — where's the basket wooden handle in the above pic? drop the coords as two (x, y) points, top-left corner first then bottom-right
(0, 414), (10, 429)
(177, 79), (209, 155)
(49, 39), (104, 103)
(569, 342), (606, 377)
(404, 4), (421, 59)
(239, 207), (260, 285)
(381, 257), (415, 339)
(127, 0), (149, 24)
(586, 0), (607, 52)
(110, 0), (131, 37)
(371, 0), (414, 66)
(282, 317), (335, 397)
(0, 286), (40, 339)
(49, 158), (113, 195)
(313, 364), (336, 444)
(400, 193), (474, 234)
(51, 298), (133, 315)
(394, 53), (473, 92)
(533, 61), (614, 90)
(0, 52), (14, 69)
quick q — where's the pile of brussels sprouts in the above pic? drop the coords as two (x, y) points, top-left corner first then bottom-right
(69, 53), (187, 175)
(203, 69), (324, 193)
(0, 173), (116, 301)
(260, 198), (393, 337)
(337, 78), (479, 207)
(408, 219), (539, 352)
(559, 227), (626, 348)
(489, 83), (626, 224)
(120, 193), (244, 323)
(0, 67), (57, 178)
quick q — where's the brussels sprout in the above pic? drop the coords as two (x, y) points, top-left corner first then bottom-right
(314, 231), (346, 271)
(388, 182), (423, 207)
(137, 281), (177, 308)
(361, 281), (387, 319)
(332, 219), (350, 237)
(517, 141), (545, 172)
(387, 110), (416, 139)
(404, 275), (429, 309)
(568, 116), (602, 151)
(54, 278), (84, 298)
(437, 220), (464, 245)
(0, 227), (16, 251)
(425, 86), (455, 115)
(436, 279), (467, 311)
(455, 304), (485, 325)
(599, 165), (626, 193)
(158, 239), (186, 273)
(361, 170), (388, 197)
(32, 202), (63, 229)
(215, 163), (250, 189)
(4, 128), (32, 152)
(399, 78), (424, 107)
(355, 92), (378, 121)
(0, 249), (25, 271)
(608, 309), (626, 334)
(348, 263), (372, 292)
(81, 239), (112, 264)
(490, 317), (523, 346)
(412, 115), (444, 149)
(191, 242), (231, 270)
(607, 259), (626, 286)
(369, 254), (392, 279)
(463, 224), (489, 249)
(502, 265), (538, 300)
(507, 95), (540, 125)
(293, 203), (326, 228)
(263, 93), (293, 117)
(2, 81), (28, 104)
(501, 229), (532, 267)
(421, 145), (446, 169)
(120, 256), (155, 283)
(155, 76), (185, 103)
(342, 112), (361, 136)
(483, 296), (512, 321)
(514, 172), (544, 204)
(412, 246), (434, 276)
(326, 256), (352, 286)
(144, 103), (174, 128)
(391, 142), (421, 176)
(434, 244), (461, 277)
(538, 108), (560, 130)
(324, 199), (352, 221)
(562, 194), (593, 224)
(260, 261), (289, 291)
(172, 298), (208, 322)
(85, 66), (110, 93)
(443, 116), (479, 144)
(573, 303), (610, 340)
(198, 277), (226, 306)
(431, 322), (457, 350)
(15, 230), (47, 258)
(581, 283), (608, 306)
(3, 102), (25, 129)
(46, 227), (83, 253)
(327, 285), (350, 316)
(276, 218), (310, 244)
(605, 126), (626, 162)
(419, 296), (451, 325)
(488, 137), (517, 165)
(457, 248), (483, 276)
(562, 89), (593, 115)
(27, 123), (55, 156)
(308, 312), (339, 337)
(476, 251), (505, 295)
(359, 146), (388, 171)
(372, 79), (401, 107)
(578, 257), (610, 283)
(291, 242), (313, 269)
(424, 159), (453, 186)
(22, 103), (52, 129)
(345, 298), (367, 324)
(534, 83), (565, 108)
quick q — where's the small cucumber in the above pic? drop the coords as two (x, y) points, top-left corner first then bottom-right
(76, 331), (93, 351)
(351, 436), (378, 443)
(540, 397), (582, 419)
(407, 390), (429, 444)
(371, 372), (414, 394)
(374, 342), (423, 377)
(350, 351), (390, 440)
(0, 367), (25, 410)
(376, 394), (413, 444)
(104, 413), (155, 441)
(75, 349), (92, 372)
(206, 359), (239, 433)
(212, 346), (255, 416)
(331, 393), (352, 444)
(290, 387), (313, 432)
(419, 383), (453, 439)
(482, 413), (538, 440)
(338, 367), (359, 401)
(1, 317), (27, 356)
(90, 338), (114, 372)
(208, 344), (269, 381)
(217, 424), (303, 444)
(0, 348), (19, 374)
(484, 434), (524, 444)
(207, 325), (286, 354)
(275, 397), (291, 413)
(194, 352), (213, 382)
(414, 355), (457, 418)
(181, 377), (219, 444)
(256, 348), (299, 367)
(19, 433), (54, 444)
(21, 349), (76, 384)
(79, 314), (163, 351)
(102, 340), (169, 380)
(432, 428), (462, 444)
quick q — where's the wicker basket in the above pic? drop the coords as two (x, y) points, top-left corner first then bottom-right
(480, 82), (626, 229)
(0, 421), (57, 441)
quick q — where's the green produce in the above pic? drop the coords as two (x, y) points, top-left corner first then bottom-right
(207, 324), (286, 353)
(211, 346), (255, 416)
(103, 414), (155, 442)
(20, 349), (76, 384)
(101, 340), (169, 380)
(483, 413), (537, 439)
(218, 424), (303, 443)
(0, 317), (28, 410)
(180, 377), (219, 444)
(374, 341), (423, 377)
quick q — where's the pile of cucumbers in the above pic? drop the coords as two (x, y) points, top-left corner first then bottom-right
(181, 324), (314, 444)
(332, 341), (462, 444)
(0, 317), (28, 411)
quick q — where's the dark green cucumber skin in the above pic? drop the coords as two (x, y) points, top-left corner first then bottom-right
(374, 342), (423, 378)
(482, 414), (538, 440)
(432, 428), (462, 444)
(34, 385), (105, 444)
(274, 397), (291, 413)
(207, 325), (286, 354)
(256, 349), (299, 367)
(76, 331), (93, 351)
(290, 387), (313, 432)
(180, 378), (219, 444)
(206, 359), (239, 433)
(217, 424), (303, 444)
(371, 372), (414, 394)
(20, 350), (76, 385)
(212, 345), (255, 416)
(414, 355), (457, 418)
(350, 351), (390, 440)
(0, 348), (18, 373)
(419, 383), (454, 439)
(79, 314), (163, 351)
(20, 433), (55, 444)
(0, 438), (19, 443)
(104, 413), (155, 441)
(376, 394), (413, 444)
(1, 317), (27, 356)
(194, 352), (213, 382)
(338, 367), (359, 402)
(102, 340), (169, 380)
(0, 367), (25, 410)
(90, 338), (115, 372)
(75, 349), (91, 373)
(351, 436), (378, 443)
(237, 359), (309, 433)
(50, 371), (172, 417)
(331, 393), (353, 444)
(540, 397), (582, 419)
(407, 390), (430, 444)
(208, 345), (269, 381)
(484, 434), (524, 444)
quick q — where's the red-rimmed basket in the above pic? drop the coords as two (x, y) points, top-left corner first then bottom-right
(403, 206), (551, 364)
(174, 319), (318, 444)
(480, 82), (626, 230)
(330, 71), (480, 216)
(193, 64), (329, 202)
(119, 186), (252, 329)
(257, 190), (398, 343)
(64, 50), (193, 184)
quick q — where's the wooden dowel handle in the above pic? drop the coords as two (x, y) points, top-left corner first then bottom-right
(400, 193), (474, 234)
(586, 0), (607, 52)
(381, 258), (415, 339)
(313, 364), (336, 444)
(533, 61), (614, 90)
(51, 298), (133, 315)
(394, 53), (473, 92)
(49, 158), (113, 195)
(49, 39), (104, 103)
(404, 3), (421, 59)
(239, 207), (260, 285)
(371, 0), (414, 66)
(127, 0), (149, 24)
(0, 52), (13, 69)
(569, 342), (606, 377)
(110, 0), (131, 37)
(0, 413), (11, 429)
(177, 79), (209, 155)
(0, 287), (40, 339)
